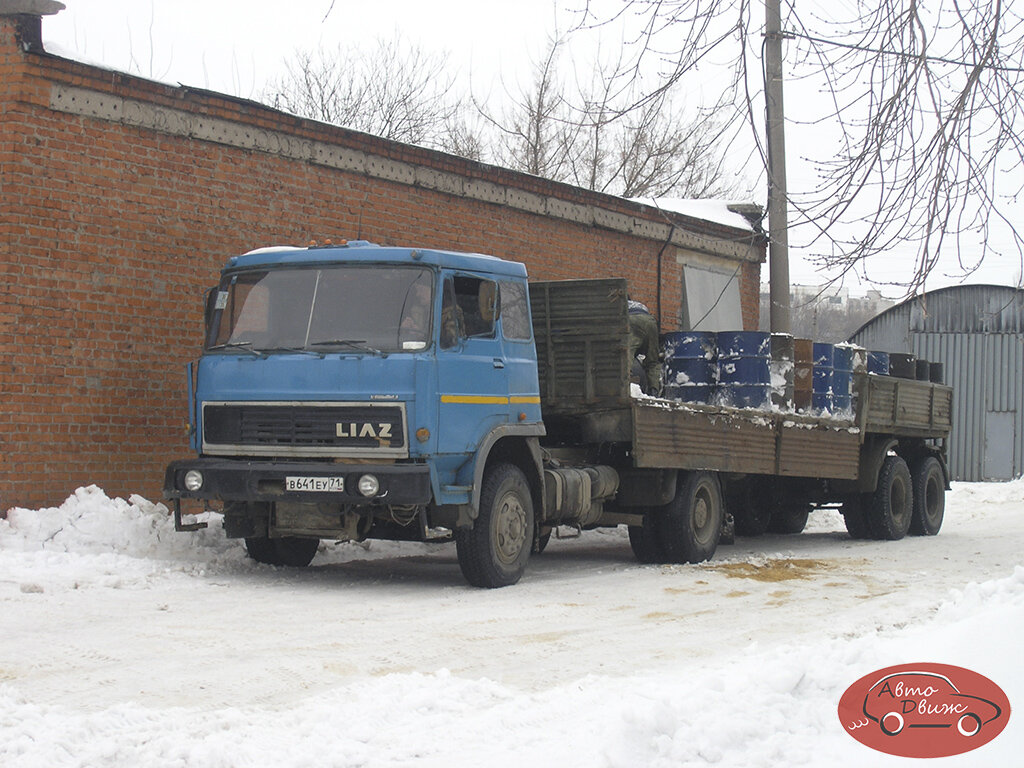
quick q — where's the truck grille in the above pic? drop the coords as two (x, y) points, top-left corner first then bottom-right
(202, 402), (407, 457)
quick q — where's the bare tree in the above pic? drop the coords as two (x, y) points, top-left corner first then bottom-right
(276, 14), (747, 199)
(486, 38), (575, 180)
(576, 0), (1024, 292)
(263, 35), (460, 149)
(482, 36), (747, 198)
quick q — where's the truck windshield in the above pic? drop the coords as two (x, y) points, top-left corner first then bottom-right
(207, 265), (434, 354)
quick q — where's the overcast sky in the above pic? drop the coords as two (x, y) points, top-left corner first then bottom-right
(39, 1), (1023, 297)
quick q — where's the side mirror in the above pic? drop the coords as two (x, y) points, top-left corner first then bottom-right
(204, 286), (222, 345)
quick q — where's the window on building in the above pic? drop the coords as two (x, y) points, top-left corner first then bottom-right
(681, 264), (743, 331)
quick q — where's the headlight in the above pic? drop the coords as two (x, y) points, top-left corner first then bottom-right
(357, 474), (380, 497)
(183, 470), (204, 492)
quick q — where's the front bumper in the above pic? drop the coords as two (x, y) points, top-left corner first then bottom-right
(164, 458), (432, 506)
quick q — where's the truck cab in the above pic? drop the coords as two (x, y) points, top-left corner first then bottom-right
(165, 241), (546, 586)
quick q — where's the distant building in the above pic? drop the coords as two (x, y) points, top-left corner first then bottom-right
(850, 285), (1024, 481)
(759, 284), (895, 342)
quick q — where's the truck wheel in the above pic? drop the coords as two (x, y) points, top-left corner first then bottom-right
(628, 513), (666, 563)
(244, 536), (319, 567)
(767, 503), (811, 534)
(868, 455), (913, 540)
(841, 496), (874, 540)
(656, 471), (723, 564)
(456, 463), (534, 588)
(909, 456), (945, 536)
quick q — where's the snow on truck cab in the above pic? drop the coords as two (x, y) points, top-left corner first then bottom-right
(165, 240), (954, 588)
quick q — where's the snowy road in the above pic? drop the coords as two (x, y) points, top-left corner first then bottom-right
(2, 482), (1022, 767)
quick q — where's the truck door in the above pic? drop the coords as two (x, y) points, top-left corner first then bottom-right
(498, 279), (542, 425)
(436, 274), (510, 455)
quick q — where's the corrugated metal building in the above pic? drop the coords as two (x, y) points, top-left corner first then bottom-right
(850, 285), (1024, 481)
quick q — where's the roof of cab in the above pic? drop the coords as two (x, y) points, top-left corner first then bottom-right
(227, 240), (528, 278)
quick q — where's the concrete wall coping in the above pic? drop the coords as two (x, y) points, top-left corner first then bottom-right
(42, 77), (762, 262)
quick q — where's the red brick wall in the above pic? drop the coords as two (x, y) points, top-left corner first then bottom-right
(0, 17), (763, 511)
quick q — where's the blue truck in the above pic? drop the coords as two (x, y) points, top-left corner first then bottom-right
(164, 241), (953, 587)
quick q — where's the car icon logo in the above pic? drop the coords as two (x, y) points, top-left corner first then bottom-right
(839, 663), (1011, 757)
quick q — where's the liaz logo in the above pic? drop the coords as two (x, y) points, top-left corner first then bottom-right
(839, 663), (1011, 757)
(335, 422), (393, 440)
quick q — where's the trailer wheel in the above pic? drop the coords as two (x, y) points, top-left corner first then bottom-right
(841, 496), (874, 540)
(628, 513), (666, 563)
(656, 471), (723, 564)
(868, 455), (913, 540)
(456, 463), (533, 588)
(909, 456), (945, 536)
(244, 536), (319, 567)
(767, 504), (811, 534)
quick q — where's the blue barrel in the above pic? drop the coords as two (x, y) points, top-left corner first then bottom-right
(662, 332), (717, 403)
(716, 331), (770, 409)
(832, 344), (854, 412)
(867, 351), (889, 375)
(812, 342), (834, 412)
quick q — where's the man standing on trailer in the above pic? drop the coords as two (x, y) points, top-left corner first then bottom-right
(628, 297), (661, 395)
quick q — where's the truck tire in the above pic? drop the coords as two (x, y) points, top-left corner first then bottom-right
(656, 470), (723, 564)
(767, 503), (811, 534)
(456, 463), (534, 588)
(628, 513), (666, 563)
(868, 455), (913, 540)
(841, 496), (874, 540)
(244, 536), (319, 567)
(909, 456), (945, 536)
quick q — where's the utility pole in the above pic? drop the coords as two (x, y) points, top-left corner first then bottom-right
(765, 0), (791, 334)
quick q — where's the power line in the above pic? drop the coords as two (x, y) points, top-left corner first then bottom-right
(787, 31), (1024, 73)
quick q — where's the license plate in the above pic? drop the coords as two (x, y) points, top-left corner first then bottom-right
(285, 476), (345, 493)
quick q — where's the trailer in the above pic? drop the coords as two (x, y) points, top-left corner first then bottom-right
(530, 278), (953, 562)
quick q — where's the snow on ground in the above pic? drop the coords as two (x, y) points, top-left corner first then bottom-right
(2, 482), (1022, 767)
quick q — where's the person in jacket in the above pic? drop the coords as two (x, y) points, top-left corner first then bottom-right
(628, 298), (661, 395)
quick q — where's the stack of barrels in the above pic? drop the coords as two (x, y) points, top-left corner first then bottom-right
(660, 331), (943, 415)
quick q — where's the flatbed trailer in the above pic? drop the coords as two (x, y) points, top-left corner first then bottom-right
(530, 278), (952, 556)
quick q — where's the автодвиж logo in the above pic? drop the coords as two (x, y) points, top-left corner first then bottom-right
(839, 662), (1010, 758)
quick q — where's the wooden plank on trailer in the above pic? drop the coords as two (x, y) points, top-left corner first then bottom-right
(632, 401), (777, 473)
(777, 422), (860, 479)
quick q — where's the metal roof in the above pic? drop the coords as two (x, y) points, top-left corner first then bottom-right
(850, 284), (1024, 340)
(849, 284), (1024, 481)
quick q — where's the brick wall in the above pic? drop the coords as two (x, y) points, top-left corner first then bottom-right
(0, 14), (764, 511)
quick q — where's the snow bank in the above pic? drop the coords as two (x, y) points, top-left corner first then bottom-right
(949, 476), (1024, 511)
(2, 486), (219, 559)
(0, 486), (246, 590)
(0, 486), (442, 592)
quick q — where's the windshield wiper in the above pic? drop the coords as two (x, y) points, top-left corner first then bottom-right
(207, 341), (262, 356)
(255, 346), (324, 357)
(308, 339), (386, 357)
